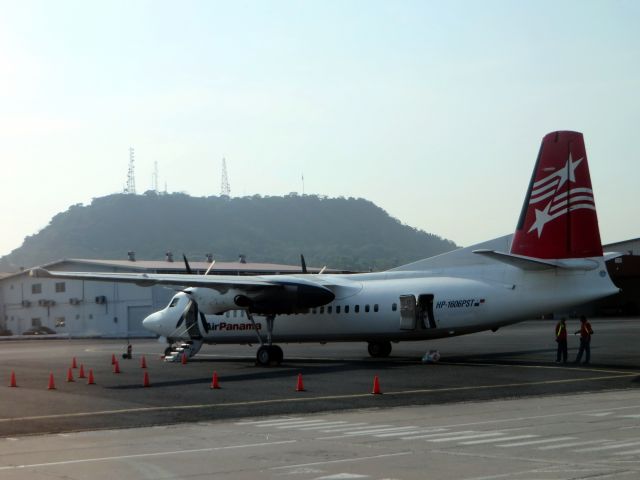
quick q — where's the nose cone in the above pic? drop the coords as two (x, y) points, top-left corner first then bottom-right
(142, 312), (160, 333)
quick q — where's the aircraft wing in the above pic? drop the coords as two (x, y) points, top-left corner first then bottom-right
(29, 267), (279, 289)
(29, 267), (336, 313)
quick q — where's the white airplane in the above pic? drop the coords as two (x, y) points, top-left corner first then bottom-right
(31, 131), (620, 365)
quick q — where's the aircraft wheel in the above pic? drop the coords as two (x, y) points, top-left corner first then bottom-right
(256, 345), (272, 366)
(271, 345), (284, 365)
(368, 341), (392, 358)
(256, 345), (283, 366)
(164, 346), (173, 356)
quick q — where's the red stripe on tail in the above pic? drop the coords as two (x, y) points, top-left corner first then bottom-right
(510, 131), (603, 259)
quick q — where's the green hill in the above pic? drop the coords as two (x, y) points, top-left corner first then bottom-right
(0, 192), (457, 272)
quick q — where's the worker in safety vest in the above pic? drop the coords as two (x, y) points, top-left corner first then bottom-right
(574, 316), (594, 364)
(555, 318), (568, 363)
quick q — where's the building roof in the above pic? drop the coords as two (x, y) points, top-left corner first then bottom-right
(0, 257), (348, 280)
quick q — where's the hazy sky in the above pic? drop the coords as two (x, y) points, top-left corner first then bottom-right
(1, 0), (638, 259)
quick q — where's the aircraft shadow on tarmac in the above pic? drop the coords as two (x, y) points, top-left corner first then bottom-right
(107, 346), (640, 390)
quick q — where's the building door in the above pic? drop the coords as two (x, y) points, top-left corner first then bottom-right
(127, 306), (154, 337)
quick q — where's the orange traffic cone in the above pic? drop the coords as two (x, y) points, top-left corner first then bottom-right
(295, 373), (305, 392)
(9, 370), (17, 387)
(371, 375), (382, 395)
(210, 371), (220, 389)
(143, 371), (150, 387)
(66, 367), (74, 382)
(181, 352), (187, 365)
(47, 372), (56, 390)
(140, 355), (147, 369)
(87, 369), (95, 385)
(113, 360), (121, 374)
(78, 364), (86, 379)
(111, 353), (116, 365)
(71, 356), (77, 369)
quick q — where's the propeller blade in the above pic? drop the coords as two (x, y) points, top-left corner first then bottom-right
(300, 254), (308, 274)
(182, 254), (193, 274)
(319, 266), (327, 274)
(204, 258), (216, 276)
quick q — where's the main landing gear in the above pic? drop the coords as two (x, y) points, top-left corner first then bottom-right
(367, 340), (392, 358)
(248, 312), (283, 366)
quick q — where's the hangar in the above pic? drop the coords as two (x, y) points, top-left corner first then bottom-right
(0, 253), (340, 338)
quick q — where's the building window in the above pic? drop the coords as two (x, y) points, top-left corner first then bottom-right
(31, 318), (42, 327)
(55, 282), (66, 293)
(31, 284), (42, 294)
(392, 303), (397, 311)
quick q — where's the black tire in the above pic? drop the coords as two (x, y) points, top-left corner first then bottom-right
(256, 345), (271, 366)
(368, 341), (392, 358)
(271, 345), (284, 365)
(164, 346), (173, 356)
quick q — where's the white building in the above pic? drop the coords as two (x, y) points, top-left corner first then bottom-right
(0, 255), (332, 337)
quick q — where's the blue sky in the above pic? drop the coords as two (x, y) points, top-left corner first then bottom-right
(1, 0), (638, 258)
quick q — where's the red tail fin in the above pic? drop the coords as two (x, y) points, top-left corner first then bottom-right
(510, 131), (603, 259)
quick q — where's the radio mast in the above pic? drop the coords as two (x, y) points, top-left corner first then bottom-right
(124, 147), (136, 194)
(221, 157), (230, 197)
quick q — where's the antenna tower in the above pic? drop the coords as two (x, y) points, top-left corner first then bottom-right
(124, 147), (136, 194)
(152, 161), (158, 192)
(220, 157), (230, 197)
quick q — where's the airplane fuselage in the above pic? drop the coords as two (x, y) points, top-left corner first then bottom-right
(144, 257), (617, 345)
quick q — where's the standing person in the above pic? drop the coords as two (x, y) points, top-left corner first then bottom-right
(555, 318), (568, 363)
(574, 316), (594, 364)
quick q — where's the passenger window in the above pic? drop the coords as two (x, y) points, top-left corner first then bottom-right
(225, 312), (230, 318)
(336, 306), (341, 314)
(392, 303), (397, 311)
(345, 305), (350, 314)
(365, 305), (370, 313)
(355, 305), (360, 313)
(312, 308), (317, 314)
(374, 304), (379, 312)
(320, 306), (324, 314)
(233, 310), (237, 318)
(328, 306), (332, 314)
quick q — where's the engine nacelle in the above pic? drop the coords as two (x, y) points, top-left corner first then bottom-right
(187, 287), (248, 314)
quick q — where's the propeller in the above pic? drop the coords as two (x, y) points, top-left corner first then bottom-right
(182, 254), (193, 274)
(301, 253), (326, 274)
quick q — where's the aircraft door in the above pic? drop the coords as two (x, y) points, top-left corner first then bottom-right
(399, 295), (417, 330)
(399, 294), (436, 330)
(182, 300), (203, 340)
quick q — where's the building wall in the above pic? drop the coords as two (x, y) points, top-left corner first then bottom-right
(0, 261), (173, 337)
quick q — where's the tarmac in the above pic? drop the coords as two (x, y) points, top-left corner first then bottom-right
(1, 318), (639, 438)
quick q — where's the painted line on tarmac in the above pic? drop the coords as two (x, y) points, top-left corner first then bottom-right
(0, 371), (636, 424)
(270, 451), (412, 470)
(0, 439), (297, 471)
(438, 361), (638, 376)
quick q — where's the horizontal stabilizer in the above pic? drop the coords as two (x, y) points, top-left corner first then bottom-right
(472, 249), (600, 271)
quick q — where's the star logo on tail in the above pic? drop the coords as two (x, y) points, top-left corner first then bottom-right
(527, 153), (591, 238)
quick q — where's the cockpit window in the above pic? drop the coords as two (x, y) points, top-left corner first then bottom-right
(168, 297), (180, 308)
